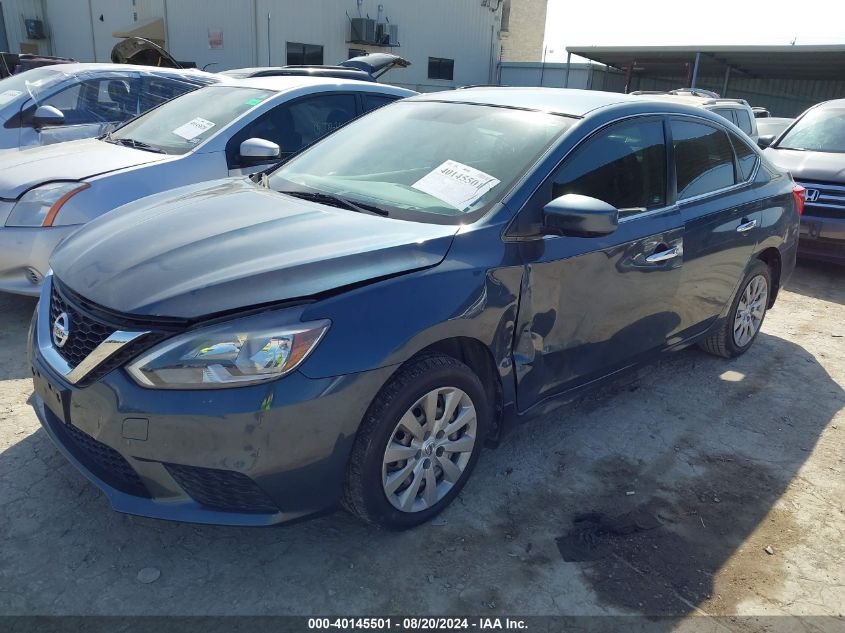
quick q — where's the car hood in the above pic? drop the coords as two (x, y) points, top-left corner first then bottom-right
(51, 178), (460, 319)
(764, 147), (845, 182)
(0, 138), (169, 198)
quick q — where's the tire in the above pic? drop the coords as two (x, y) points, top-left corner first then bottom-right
(343, 352), (490, 530)
(699, 259), (772, 359)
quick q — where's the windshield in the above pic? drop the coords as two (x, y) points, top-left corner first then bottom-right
(0, 67), (66, 108)
(776, 108), (845, 153)
(268, 101), (572, 221)
(110, 85), (273, 155)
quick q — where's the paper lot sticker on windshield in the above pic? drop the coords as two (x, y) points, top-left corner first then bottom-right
(172, 117), (216, 140)
(0, 90), (22, 106)
(412, 160), (500, 212)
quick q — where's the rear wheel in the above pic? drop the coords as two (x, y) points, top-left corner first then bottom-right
(699, 259), (771, 358)
(343, 353), (489, 529)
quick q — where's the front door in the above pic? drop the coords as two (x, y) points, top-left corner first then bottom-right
(512, 116), (685, 412)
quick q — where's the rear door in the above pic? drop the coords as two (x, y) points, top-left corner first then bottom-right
(512, 116), (685, 411)
(670, 117), (763, 339)
(227, 92), (359, 176)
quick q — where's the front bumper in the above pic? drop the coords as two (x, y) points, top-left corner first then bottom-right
(799, 214), (845, 264)
(0, 225), (78, 295)
(29, 309), (394, 526)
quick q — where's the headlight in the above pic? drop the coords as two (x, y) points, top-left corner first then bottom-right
(5, 182), (90, 227)
(126, 311), (330, 389)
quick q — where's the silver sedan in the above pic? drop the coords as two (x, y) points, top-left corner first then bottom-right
(0, 76), (415, 295)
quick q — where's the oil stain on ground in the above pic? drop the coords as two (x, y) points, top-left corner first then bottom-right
(554, 454), (800, 615)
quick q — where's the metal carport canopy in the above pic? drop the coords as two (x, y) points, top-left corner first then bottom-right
(565, 45), (845, 81)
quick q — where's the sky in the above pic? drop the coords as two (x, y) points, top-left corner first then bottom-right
(542, 0), (845, 63)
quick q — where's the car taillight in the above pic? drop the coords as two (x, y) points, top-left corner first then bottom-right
(792, 185), (805, 216)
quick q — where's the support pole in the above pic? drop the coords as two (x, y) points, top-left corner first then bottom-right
(623, 63), (633, 94)
(564, 51), (571, 88)
(690, 51), (701, 89)
(721, 65), (731, 97)
(603, 63), (608, 90)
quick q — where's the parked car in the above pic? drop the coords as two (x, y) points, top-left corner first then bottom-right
(0, 76), (415, 295)
(756, 117), (793, 148)
(633, 92), (759, 143)
(0, 63), (218, 150)
(0, 52), (76, 79)
(221, 53), (410, 82)
(29, 88), (801, 528)
(763, 99), (845, 264)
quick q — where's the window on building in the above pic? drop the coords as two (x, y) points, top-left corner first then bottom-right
(348, 48), (367, 59)
(428, 57), (454, 81)
(671, 119), (736, 200)
(287, 42), (324, 66)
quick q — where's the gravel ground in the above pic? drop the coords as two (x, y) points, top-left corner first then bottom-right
(0, 260), (842, 625)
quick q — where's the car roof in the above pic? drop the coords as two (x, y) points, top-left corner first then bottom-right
(407, 87), (640, 117)
(25, 62), (219, 81)
(816, 98), (845, 109)
(223, 75), (415, 95)
(635, 94), (750, 108)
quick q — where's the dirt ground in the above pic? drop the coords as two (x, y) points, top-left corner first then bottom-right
(0, 260), (843, 626)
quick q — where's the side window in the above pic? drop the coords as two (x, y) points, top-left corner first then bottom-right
(362, 94), (398, 113)
(671, 120), (736, 200)
(428, 57), (454, 81)
(553, 118), (667, 217)
(43, 78), (141, 123)
(139, 77), (197, 113)
(286, 42), (324, 65)
(42, 84), (80, 112)
(734, 109), (753, 135)
(285, 93), (358, 147)
(230, 93), (357, 164)
(710, 108), (735, 126)
(729, 130), (758, 181)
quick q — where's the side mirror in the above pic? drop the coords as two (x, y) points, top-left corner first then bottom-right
(239, 137), (281, 163)
(757, 135), (775, 149)
(543, 194), (619, 237)
(32, 105), (65, 128)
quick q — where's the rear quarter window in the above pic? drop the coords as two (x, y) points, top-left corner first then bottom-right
(671, 119), (736, 200)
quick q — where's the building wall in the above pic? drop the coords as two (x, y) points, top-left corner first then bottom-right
(499, 0), (547, 62)
(500, 62), (625, 92)
(1, 0), (505, 92)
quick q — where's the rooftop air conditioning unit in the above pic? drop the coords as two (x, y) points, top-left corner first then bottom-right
(350, 18), (376, 43)
(375, 23), (389, 45)
(388, 24), (399, 46)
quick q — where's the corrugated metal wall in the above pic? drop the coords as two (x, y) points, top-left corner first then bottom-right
(500, 62), (626, 92)
(629, 74), (845, 118)
(1, 0), (51, 55)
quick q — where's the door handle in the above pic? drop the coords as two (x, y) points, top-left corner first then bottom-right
(645, 245), (682, 264)
(736, 219), (758, 233)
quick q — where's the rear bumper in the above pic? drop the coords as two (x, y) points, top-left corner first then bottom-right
(799, 215), (845, 264)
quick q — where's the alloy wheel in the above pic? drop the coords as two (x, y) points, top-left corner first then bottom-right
(381, 387), (477, 513)
(733, 274), (768, 347)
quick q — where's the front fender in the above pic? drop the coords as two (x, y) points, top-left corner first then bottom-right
(299, 225), (522, 395)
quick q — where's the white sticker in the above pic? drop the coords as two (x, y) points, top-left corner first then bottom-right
(0, 90), (22, 106)
(411, 160), (501, 212)
(171, 117), (216, 140)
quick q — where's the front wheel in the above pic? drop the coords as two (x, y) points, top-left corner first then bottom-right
(343, 353), (489, 529)
(699, 259), (771, 358)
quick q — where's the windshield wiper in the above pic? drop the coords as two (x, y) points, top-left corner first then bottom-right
(106, 137), (167, 154)
(281, 190), (389, 217)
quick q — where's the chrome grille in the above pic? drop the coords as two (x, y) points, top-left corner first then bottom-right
(47, 280), (168, 386)
(796, 180), (845, 218)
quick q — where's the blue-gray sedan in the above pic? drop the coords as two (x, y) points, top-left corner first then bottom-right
(29, 88), (801, 529)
